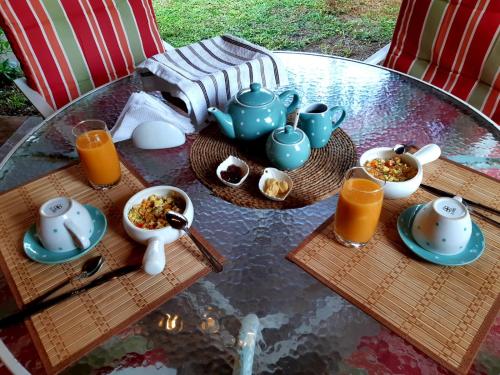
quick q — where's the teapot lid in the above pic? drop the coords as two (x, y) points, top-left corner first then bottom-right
(237, 83), (274, 106)
(273, 125), (303, 144)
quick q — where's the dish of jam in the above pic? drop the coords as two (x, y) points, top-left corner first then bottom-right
(220, 164), (244, 184)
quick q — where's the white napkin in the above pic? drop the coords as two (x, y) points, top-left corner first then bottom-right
(111, 91), (194, 142)
(138, 34), (289, 127)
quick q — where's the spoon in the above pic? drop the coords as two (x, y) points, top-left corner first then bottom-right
(26, 255), (105, 307)
(393, 144), (407, 155)
(292, 108), (300, 131)
(165, 211), (223, 273)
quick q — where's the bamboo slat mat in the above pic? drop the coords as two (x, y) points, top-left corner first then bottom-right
(0, 163), (223, 374)
(190, 125), (357, 209)
(287, 157), (500, 374)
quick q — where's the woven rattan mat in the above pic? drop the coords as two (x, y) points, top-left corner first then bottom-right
(287, 157), (499, 374)
(190, 125), (357, 209)
(0, 163), (223, 374)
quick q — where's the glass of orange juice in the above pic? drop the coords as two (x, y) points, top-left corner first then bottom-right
(72, 120), (121, 190)
(334, 167), (385, 248)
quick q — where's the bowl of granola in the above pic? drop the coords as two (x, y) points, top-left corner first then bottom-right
(359, 144), (441, 199)
(123, 186), (194, 275)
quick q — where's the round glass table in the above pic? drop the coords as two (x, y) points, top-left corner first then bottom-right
(0, 52), (498, 374)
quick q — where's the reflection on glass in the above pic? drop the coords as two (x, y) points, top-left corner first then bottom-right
(199, 306), (220, 334)
(158, 313), (183, 334)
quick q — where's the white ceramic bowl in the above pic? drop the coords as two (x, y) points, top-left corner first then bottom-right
(123, 186), (194, 275)
(216, 155), (250, 187)
(258, 167), (293, 201)
(359, 144), (441, 199)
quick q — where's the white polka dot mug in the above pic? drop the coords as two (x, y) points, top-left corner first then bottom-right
(411, 195), (472, 255)
(298, 103), (346, 149)
(36, 197), (93, 252)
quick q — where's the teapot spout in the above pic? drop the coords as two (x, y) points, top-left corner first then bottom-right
(208, 107), (235, 139)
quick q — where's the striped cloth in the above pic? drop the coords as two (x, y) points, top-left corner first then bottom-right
(384, 0), (499, 124)
(139, 34), (289, 125)
(0, 0), (165, 111)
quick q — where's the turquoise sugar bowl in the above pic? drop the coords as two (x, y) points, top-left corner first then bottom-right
(208, 83), (300, 141)
(266, 125), (311, 170)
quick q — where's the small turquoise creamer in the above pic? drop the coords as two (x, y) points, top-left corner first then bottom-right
(208, 83), (300, 141)
(266, 125), (311, 170)
(298, 103), (346, 148)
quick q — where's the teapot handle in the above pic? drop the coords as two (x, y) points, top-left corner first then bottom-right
(279, 90), (301, 115)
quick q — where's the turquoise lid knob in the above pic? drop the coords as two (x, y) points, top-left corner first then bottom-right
(273, 125), (303, 144)
(237, 82), (274, 106)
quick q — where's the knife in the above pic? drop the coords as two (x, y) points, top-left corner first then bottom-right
(420, 183), (500, 216)
(0, 263), (142, 329)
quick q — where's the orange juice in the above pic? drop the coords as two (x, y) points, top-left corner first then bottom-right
(334, 177), (384, 244)
(76, 129), (121, 187)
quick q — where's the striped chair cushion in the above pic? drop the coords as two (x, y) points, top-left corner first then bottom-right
(384, 0), (499, 124)
(0, 0), (165, 111)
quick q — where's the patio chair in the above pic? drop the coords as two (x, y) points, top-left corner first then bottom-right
(364, 0), (499, 124)
(0, 0), (167, 118)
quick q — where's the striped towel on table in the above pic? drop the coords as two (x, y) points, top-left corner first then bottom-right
(138, 34), (289, 127)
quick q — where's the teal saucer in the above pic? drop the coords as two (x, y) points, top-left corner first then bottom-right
(23, 205), (107, 264)
(397, 204), (485, 266)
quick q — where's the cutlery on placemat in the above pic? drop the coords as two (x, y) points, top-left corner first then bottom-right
(25, 256), (105, 309)
(420, 183), (500, 216)
(0, 263), (141, 329)
(165, 211), (223, 273)
(420, 184), (500, 228)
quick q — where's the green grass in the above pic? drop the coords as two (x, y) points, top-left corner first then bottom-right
(0, 83), (34, 115)
(152, 0), (400, 58)
(0, 0), (400, 115)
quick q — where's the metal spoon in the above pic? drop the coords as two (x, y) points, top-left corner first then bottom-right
(26, 255), (105, 307)
(393, 144), (407, 155)
(165, 211), (223, 273)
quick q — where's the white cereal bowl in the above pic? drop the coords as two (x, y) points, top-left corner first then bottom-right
(123, 186), (194, 275)
(359, 144), (441, 199)
(216, 155), (250, 187)
(258, 167), (293, 201)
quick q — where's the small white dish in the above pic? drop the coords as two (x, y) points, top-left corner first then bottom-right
(359, 144), (441, 199)
(258, 168), (293, 201)
(216, 155), (250, 187)
(132, 120), (185, 149)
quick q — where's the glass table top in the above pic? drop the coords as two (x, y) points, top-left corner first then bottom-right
(0, 52), (498, 375)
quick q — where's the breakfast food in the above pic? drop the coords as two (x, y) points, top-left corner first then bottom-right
(364, 156), (417, 182)
(128, 193), (184, 229)
(264, 178), (289, 198)
(221, 164), (244, 184)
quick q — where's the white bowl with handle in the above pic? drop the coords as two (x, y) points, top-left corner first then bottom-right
(359, 144), (441, 199)
(123, 186), (194, 275)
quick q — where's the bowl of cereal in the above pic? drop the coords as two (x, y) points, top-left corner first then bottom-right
(123, 186), (194, 275)
(359, 144), (441, 199)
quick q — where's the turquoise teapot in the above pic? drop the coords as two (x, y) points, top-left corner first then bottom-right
(208, 83), (300, 141)
(266, 125), (311, 170)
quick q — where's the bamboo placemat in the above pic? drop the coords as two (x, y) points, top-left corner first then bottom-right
(0, 163), (223, 374)
(190, 125), (357, 209)
(287, 157), (500, 374)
